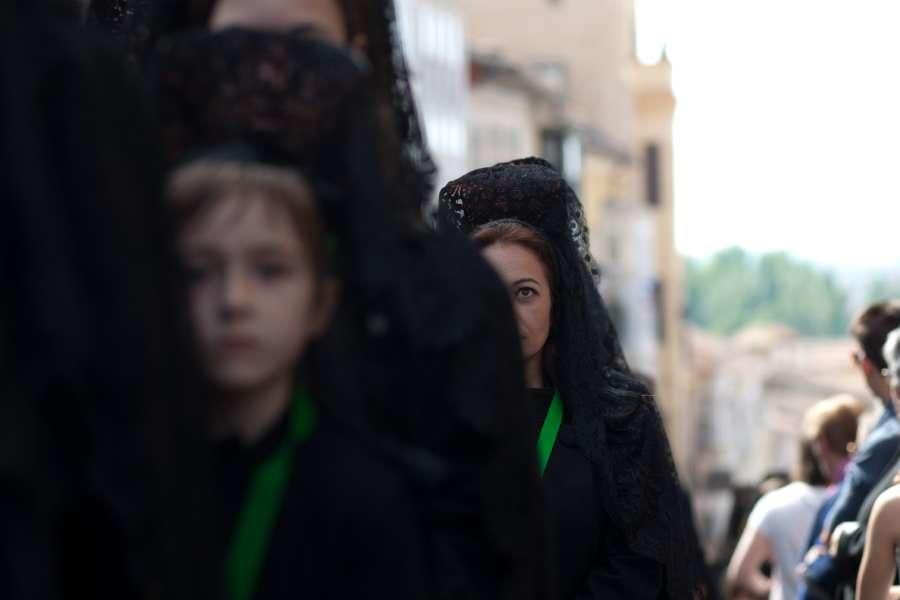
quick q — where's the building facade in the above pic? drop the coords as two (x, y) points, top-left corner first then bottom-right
(466, 52), (564, 170)
(395, 0), (469, 199)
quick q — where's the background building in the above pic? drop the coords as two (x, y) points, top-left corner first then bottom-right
(395, 0), (469, 200)
(467, 52), (561, 170)
(684, 323), (870, 564)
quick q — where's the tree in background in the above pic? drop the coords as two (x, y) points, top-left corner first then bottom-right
(865, 278), (900, 307)
(684, 247), (849, 336)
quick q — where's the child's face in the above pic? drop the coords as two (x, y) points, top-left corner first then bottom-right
(179, 194), (330, 393)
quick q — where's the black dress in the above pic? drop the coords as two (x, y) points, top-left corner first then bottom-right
(1, 4), (214, 600)
(531, 389), (665, 599)
(215, 406), (430, 599)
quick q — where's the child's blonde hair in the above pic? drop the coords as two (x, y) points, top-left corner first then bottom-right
(167, 159), (329, 279)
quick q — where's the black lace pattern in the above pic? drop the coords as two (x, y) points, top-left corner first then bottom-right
(378, 0), (437, 205)
(90, 0), (436, 219)
(153, 26), (365, 168)
(438, 158), (704, 599)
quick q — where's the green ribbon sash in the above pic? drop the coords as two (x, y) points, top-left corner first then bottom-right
(537, 391), (563, 477)
(225, 387), (317, 600)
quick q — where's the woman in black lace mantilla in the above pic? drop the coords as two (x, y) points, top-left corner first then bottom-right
(439, 158), (705, 599)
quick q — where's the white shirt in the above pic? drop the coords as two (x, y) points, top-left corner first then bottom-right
(747, 481), (830, 600)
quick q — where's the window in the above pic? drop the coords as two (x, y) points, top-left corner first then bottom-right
(541, 128), (564, 172)
(653, 279), (665, 340)
(644, 143), (660, 207)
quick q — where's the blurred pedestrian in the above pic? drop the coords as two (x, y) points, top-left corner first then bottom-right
(856, 328), (900, 600)
(438, 158), (704, 600)
(151, 9), (550, 597)
(726, 396), (861, 599)
(800, 302), (900, 598)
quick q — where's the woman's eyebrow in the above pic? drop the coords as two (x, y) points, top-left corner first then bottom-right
(513, 278), (541, 286)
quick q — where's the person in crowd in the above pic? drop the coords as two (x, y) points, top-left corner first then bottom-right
(800, 302), (900, 598)
(726, 396), (861, 599)
(856, 327), (900, 600)
(111, 3), (550, 594)
(856, 488), (900, 600)
(164, 142), (429, 599)
(1, 2), (215, 599)
(855, 484), (900, 600)
(153, 18), (549, 597)
(854, 304), (900, 445)
(438, 157), (704, 600)
(155, 28), (435, 599)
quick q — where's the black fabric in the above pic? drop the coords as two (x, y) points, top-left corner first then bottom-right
(215, 409), (431, 599)
(89, 0), (435, 222)
(153, 27), (551, 600)
(531, 390), (666, 599)
(356, 0), (438, 219)
(847, 445), (900, 555)
(818, 444), (900, 599)
(439, 158), (704, 599)
(0, 3), (214, 599)
(86, 0), (156, 62)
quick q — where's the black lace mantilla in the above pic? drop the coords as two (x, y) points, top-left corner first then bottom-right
(153, 26), (366, 168)
(376, 0), (437, 208)
(440, 157), (595, 278)
(438, 158), (704, 600)
(89, 0), (436, 220)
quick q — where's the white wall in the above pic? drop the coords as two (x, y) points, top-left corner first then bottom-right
(395, 0), (470, 194)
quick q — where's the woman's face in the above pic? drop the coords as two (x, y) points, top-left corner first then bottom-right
(481, 242), (553, 365)
(210, 0), (347, 42)
(179, 194), (333, 392)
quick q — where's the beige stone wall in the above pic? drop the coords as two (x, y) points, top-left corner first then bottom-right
(468, 83), (541, 170)
(456, 0), (636, 150)
(631, 59), (687, 468)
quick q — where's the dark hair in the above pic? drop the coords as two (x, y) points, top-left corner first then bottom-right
(166, 159), (329, 281)
(338, 0), (436, 223)
(797, 441), (829, 487)
(472, 219), (559, 385)
(851, 301), (900, 369)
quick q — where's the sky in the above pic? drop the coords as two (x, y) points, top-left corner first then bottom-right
(635, 0), (900, 270)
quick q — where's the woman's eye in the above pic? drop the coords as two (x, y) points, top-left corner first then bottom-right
(516, 287), (537, 299)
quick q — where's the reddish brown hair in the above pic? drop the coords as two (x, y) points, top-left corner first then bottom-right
(471, 220), (558, 294)
(803, 394), (864, 457)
